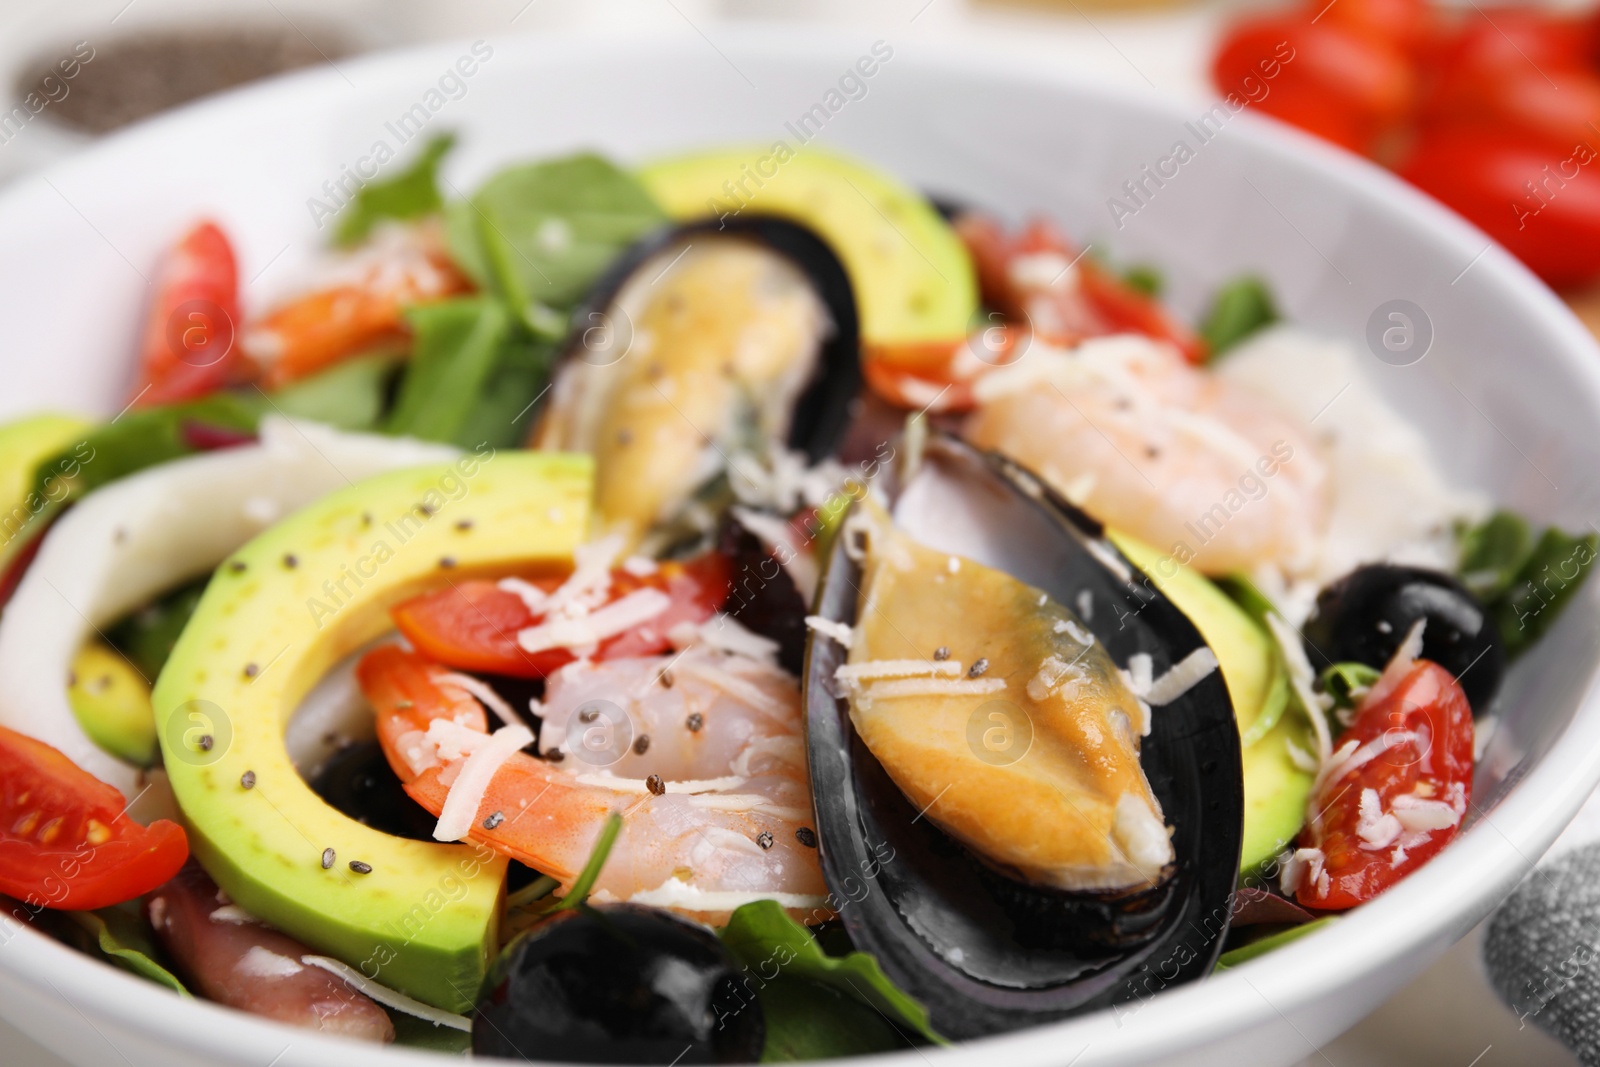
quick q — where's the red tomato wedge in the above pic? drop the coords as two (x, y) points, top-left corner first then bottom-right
(865, 214), (1204, 411)
(1292, 660), (1473, 910)
(958, 214), (1206, 363)
(131, 221), (244, 408)
(0, 723), (188, 911)
(391, 552), (734, 679)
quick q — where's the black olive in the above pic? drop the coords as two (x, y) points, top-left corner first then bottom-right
(1302, 564), (1504, 712)
(474, 904), (763, 1064)
(309, 741), (438, 841)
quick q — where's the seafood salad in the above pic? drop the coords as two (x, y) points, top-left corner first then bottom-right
(0, 136), (1589, 1061)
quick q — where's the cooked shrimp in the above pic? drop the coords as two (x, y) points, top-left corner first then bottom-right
(964, 334), (1328, 575)
(360, 642), (827, 923)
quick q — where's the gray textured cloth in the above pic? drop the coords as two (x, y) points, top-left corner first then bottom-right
(1485, 842), (1600, 1065)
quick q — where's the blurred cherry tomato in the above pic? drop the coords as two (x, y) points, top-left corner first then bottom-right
(1422, 65), (1600, 155)
(1212, 13), (1416, 156)
(131, 221), (243, 407)
(1321, 0), (1439, 58)
(1399, 129), (1600, 289)
(1431, 8), (1596, 85)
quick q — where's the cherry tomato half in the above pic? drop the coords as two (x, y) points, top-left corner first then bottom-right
(1292, 661), (1473, 910)
(1398, 129), (1600, 289)
(391, 552), (734, 679)
(1319, 0), (1440, 59)
(1211, 13), (1415, 156)
(1421, 65), (1600, 158)
(131, 221), (244, 408)
(0, 723), (188, 912)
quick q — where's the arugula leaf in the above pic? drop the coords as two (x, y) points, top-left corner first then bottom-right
(391, 1012), (472, 1053)
(1214, 917), (1336, 970)
(451, 335), (555, 451)
(335, 133), (456, 247)
(268, 351), (402, 432)
(755, 978), (905, 1062)
(1200, 276), (1278, 359)
(719, 900), (945, 1054)
(106, 577), (208, 681)
(444, 153), (666, 310)
(1494, 527), (1599, 658)
(1457, 510), (1536, 602)
(1316, 662), (1382, 710)
(384, 297), (513, 446)
(66, 909), (189, 996)
(1121, 264), (1164, 298)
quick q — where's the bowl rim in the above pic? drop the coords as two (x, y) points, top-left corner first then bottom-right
(4, 21), (1600, 1067)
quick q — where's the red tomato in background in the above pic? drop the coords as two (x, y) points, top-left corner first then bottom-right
(1399, 128), (1600, 288)
(1421, 65), (1600, 156)
(1320, 0), (1439, 58)
(131, 221), (244, 408)
(1212, 13), (1416, 155)
(1430, 8), (1597, 86)
(0, 724), (188, 911)
(1292, 661), (1473, 910)
(391, 553), (733, 679)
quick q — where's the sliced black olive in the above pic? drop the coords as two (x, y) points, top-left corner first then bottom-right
(475, 904), (763, 1064)
(309, 741), (437, 841)
(1302, 564), (1504, 712)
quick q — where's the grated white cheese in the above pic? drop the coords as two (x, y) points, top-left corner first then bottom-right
(1356, 787), (1403, 850)
(1027, 655), (1085, 702)
(835, 659), (963, 685)
(542, 534), (626, 615)
(861, 677), (1007, 699)
(621, 556), (658, 577)
(1366, 618), (1427, 707)
(621, 879), (829, 913)
(692, 615), (781, 662)
(433, 671), (525, 729)
(675, 657), (792, 720)
(238, 946), (303, 979)
(1280, 847), (1328, 898)
(1076, 591), (1094, 621)
(208, 905), (255, 925)
(571, 773), (748, 794)
(498, 576), (549, 615)
(1392, 793), (1462, 833)
(518, 587), (672, 653)
(804, 616), (854, 649)
(1145, 647), (1220, 706)
(301, 956), (472, 1031)
(1267, 611), (1333, 764)
(432, 724), (533, 843)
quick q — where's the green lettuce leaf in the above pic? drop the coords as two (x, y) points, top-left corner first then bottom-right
(719, 900), (945, 1061)
(444, 153), (666, 312)
(67, 908), (189, 996)
(335, 133), (456, 247)
(1214, 917), (1336, 970)
(1200, 276), (1278, 359)
(384, 297), (513, 447)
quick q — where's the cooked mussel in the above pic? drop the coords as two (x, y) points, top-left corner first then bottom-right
(533, 216), (861, 553)
(803, 433), (1243, 1039)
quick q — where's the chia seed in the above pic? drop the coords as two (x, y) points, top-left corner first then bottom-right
(685, 712), (703, 733)
(348, 860), (373, 875)
(228, 560), (247, 574)
(633, 734), (651, 755)
(934, 647), (950, 661)
(757, 832), (774, 850)
(483, 811), (505, 830)
(968, 658), (990, 678)
(197, 734), (214, 751)
(646, 774), (666, 796)
(282, 553), (298, 569)
(439, 556), (457, 569)
(321, 848), (336, 870)
(795, 827), (817, 849)
(242, 663), (259, 679)
(240, 770), (256, 790)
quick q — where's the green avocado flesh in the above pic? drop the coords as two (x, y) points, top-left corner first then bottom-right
(1108, 531), (1314, 876)
(0, 412), (93, 573)
(154, 451), (593, 1012)
(637, 147), (978, 346)
(68, 642), (158, 767)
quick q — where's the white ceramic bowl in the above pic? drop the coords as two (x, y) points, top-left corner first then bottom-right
(2, 25), (1598, 1067)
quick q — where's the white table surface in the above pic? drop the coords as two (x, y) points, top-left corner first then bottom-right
(0, 1), (1586, 1064)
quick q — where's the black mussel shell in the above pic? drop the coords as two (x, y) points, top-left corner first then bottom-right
(803, 434), (1243, 1040)
(543, 214), (861, 465)
(717, 514), (809, 676)
(1302, 563), (1504, 712)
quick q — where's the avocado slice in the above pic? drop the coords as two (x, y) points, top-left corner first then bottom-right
(0, 412), (93, 584)
(1108, 532), (1314, 876)
(637, 147), (978, 347)
(68, 641), (158, 767)
(154, 451), (592, 1012)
